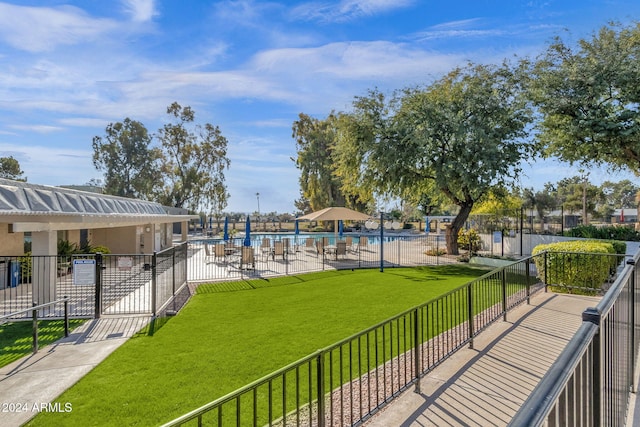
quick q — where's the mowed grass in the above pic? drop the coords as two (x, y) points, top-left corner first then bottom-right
(28, 265), (490, 427)
(0, 319), (87, 369)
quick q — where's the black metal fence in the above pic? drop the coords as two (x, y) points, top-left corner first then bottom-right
(161, 254), (546, 427)
(509, 252), (640, 426)
(0, 242), (188, 320)
(188, 233), (449, 283)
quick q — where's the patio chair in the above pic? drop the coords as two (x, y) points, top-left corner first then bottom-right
(274, 241), (286, 260)
(305, 237), (316, 255)
(240, 247), (256, 270)
(214, 243), (227, 262)
(260, 238), (272, 260)
(358, 236), (369, 252)
(315, 240), (324, 256)
(336, 241), (347, 260)
(203, 243), (213, 261)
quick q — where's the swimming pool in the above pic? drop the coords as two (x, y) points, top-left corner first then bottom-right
(192, 231), (422, 246)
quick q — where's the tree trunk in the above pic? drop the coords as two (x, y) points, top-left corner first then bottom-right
(444, 201), (474, 255)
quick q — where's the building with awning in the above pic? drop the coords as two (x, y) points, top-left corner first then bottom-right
(0, 178), (198, 257)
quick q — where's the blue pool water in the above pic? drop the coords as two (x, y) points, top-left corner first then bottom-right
(193, 231), (411, 246)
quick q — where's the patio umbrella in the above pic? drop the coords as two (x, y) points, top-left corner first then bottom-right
(297, 206), (370, 235)
(296, 206), (371, 222)
(338, 220), (343, 237)
(294, 217), (300, 235)
(209, 216), (213, 230)
(223, 216), (229, 241)
(244, 216), (251, 247)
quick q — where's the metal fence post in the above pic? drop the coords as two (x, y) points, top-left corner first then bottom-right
(152, 252), (158, 317)
(583, 307), (601, 425)
(380, 212), (384, 273)
(95, 253), (102, 319)
(64, 296), (69, 337)
(316, 352), (325, 427)
(544, 251), (548, 292)
(172, 249), (176, 299)
(629, 258), (636, 391)
(32, 302), (38, 354)
(502, 269), (508, 321)
(526, 260), (531, 305)
(413, 308), (421, 393)
(467, 285), (474, 349)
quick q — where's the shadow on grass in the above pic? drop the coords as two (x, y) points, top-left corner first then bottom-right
(0, 319), (87, 369)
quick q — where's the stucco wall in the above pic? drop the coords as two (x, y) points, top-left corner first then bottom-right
(0, 223), (24, 255)
(90, 226), (139, 254)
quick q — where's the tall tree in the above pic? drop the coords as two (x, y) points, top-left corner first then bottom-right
(0, 156), (26, 181)
(92, 118), (161, 199)
(292, 112), (372, 213)
(335, 63), (534, 254)
(531, 22), (640, 172)
(156, 102), (230, 211)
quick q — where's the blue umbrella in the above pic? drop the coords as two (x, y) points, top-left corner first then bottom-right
(294, 217), (299, 235)
(209, 216), (213, 230)
(223, 216), (229, 241)
(243, 216), (251, 247)
(338, 220), (343, 237)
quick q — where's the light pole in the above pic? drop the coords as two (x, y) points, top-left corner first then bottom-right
(256, 192), (260, 216)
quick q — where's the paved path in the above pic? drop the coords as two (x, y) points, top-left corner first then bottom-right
(0, 316), (149, 427)
(363, 292), (602, 427)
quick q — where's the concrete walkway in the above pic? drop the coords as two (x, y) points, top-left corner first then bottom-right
(0, 316), (149, 427)
(363, 292), (601, 427)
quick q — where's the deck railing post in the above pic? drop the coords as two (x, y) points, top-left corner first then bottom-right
(467, 285), (474, 349)
(526, 259), (531, 305)
(316, 352), (325, 427)
(413, 308), (421, 393)
(502, 269), (507, 321)
(583, 307), (602, 425)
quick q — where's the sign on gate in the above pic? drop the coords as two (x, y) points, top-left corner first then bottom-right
(117, 256), (133, 271)
(73, 259), (96, 285)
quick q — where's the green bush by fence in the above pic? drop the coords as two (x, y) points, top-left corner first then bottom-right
(564, 224), (640, 242)
(532, 241), (618, 294)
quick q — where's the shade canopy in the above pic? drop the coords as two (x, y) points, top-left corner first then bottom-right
(297, 207), (371, 222)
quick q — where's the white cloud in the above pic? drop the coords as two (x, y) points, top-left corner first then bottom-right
(121, 0), (157, 22)
(0, 3), (118, 52)
(291, 0), (414, 23)
(8, 124), (63, 134)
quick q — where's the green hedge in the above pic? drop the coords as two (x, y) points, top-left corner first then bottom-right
(565, 224), (640, 241)
(532, 240), (618, 294)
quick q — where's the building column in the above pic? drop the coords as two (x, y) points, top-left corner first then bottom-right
(31, 231), (57, 305)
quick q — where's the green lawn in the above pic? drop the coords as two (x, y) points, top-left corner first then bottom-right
(28, 266), (490, 427)
(0, 319), (87, 369)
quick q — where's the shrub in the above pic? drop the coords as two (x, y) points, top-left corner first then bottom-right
(565, 224), (640, 241)
(457, 228), (481, 254)
(532, 240), (618, 294)
(425, 248), (446, 256)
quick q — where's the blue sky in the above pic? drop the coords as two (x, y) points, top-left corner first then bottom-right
(0, 0), (639, 214)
